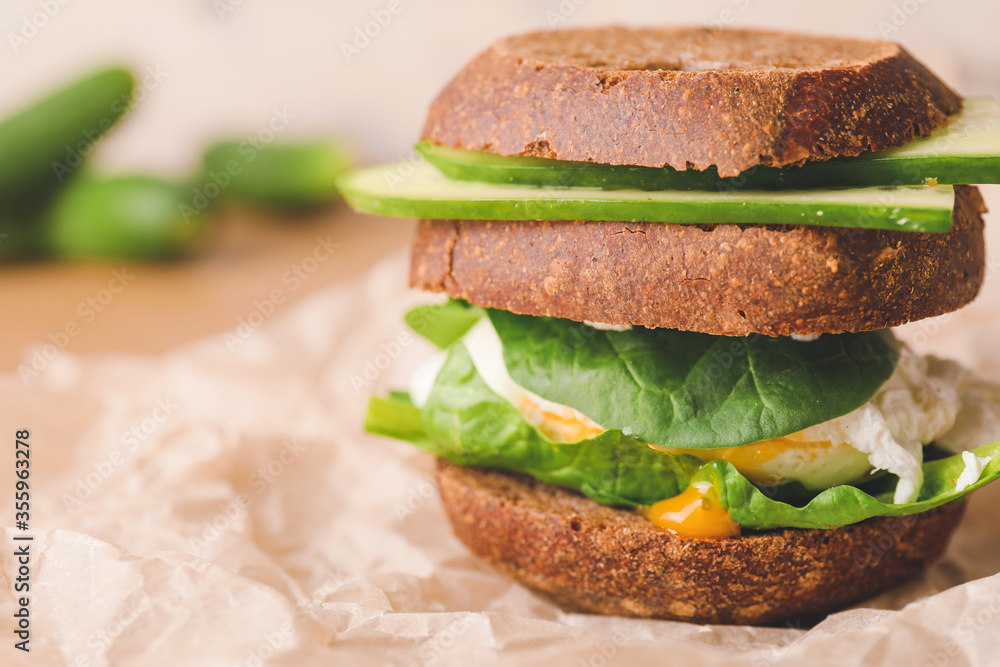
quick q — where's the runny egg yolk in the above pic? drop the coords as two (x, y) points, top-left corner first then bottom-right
(643, 482), (740, 539)
(657, 433), (839, 486)
(518, 395), (605, 443)
(517, 395), (845, 539)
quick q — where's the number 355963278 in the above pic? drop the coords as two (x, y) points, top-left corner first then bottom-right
(15, 430), (30, 527)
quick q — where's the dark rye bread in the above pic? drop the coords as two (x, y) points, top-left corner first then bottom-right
(410, 185), (986, 337)
(422, 27), (961, 178)
(437, 459), (966, 626)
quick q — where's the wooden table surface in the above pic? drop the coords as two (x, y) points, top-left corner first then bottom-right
(0, 204), (415, 373)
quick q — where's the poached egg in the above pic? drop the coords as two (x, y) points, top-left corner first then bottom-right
(412, 319), (1000, 504)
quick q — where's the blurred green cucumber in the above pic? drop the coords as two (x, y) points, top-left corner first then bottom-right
(0, 195), (56, 261)
(201, 140), (351, 208)
(0, 217), (46, 261)
(45, 174), (210, 260)
(0, 66), (136, 206)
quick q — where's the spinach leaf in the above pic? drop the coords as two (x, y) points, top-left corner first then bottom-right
(404, 300), (483, 350)
(364, 352), (1000, 528)
(488, 309), (899, 449)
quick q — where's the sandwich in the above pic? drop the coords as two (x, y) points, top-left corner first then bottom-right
(340, 26), (1000, 625)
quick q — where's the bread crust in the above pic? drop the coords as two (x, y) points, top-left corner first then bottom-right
(422, 27), (962, 177)
(409, 186), (986, 336)
(437, 459), (966, 626)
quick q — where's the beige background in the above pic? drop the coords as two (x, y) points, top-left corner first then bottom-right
(1, 0), (999, 369)
(2, 0), (1000, 168)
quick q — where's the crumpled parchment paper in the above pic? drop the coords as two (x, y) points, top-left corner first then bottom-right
(2, 237), (1000, 666)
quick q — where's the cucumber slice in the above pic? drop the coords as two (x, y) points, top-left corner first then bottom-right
(417, 98), (1000, 191)
(338, 161), (955, 233)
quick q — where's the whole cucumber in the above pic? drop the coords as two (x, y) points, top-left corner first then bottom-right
(0, 195), (56, 261)
(0, 217), (46, 261)
(0, 66), (135, 205)
(201, 140), (351, 208)
(45, 174), (210, 260)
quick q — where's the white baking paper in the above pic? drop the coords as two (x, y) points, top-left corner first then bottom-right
(2, 242), (1000, 667)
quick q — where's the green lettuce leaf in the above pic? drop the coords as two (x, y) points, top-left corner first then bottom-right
(488, 309), (899, 449)
(701, 440), (1000, 529)
(368, 343), (700, 506)
(364, 348), (1000, 529)
(365, 393), (426, 444)
(404, 300), (483, 350)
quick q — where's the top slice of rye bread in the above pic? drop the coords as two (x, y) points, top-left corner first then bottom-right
(410, 186), (986, 337)
(422, 27), (961, 177)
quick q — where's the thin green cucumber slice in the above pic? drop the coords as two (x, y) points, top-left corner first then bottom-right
(417, 98), (1000, 191)
(338, 161), (955, 232)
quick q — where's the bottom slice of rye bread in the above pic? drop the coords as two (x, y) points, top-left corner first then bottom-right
(411, 185), (986, 337)
(437, 459), (967, 626)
